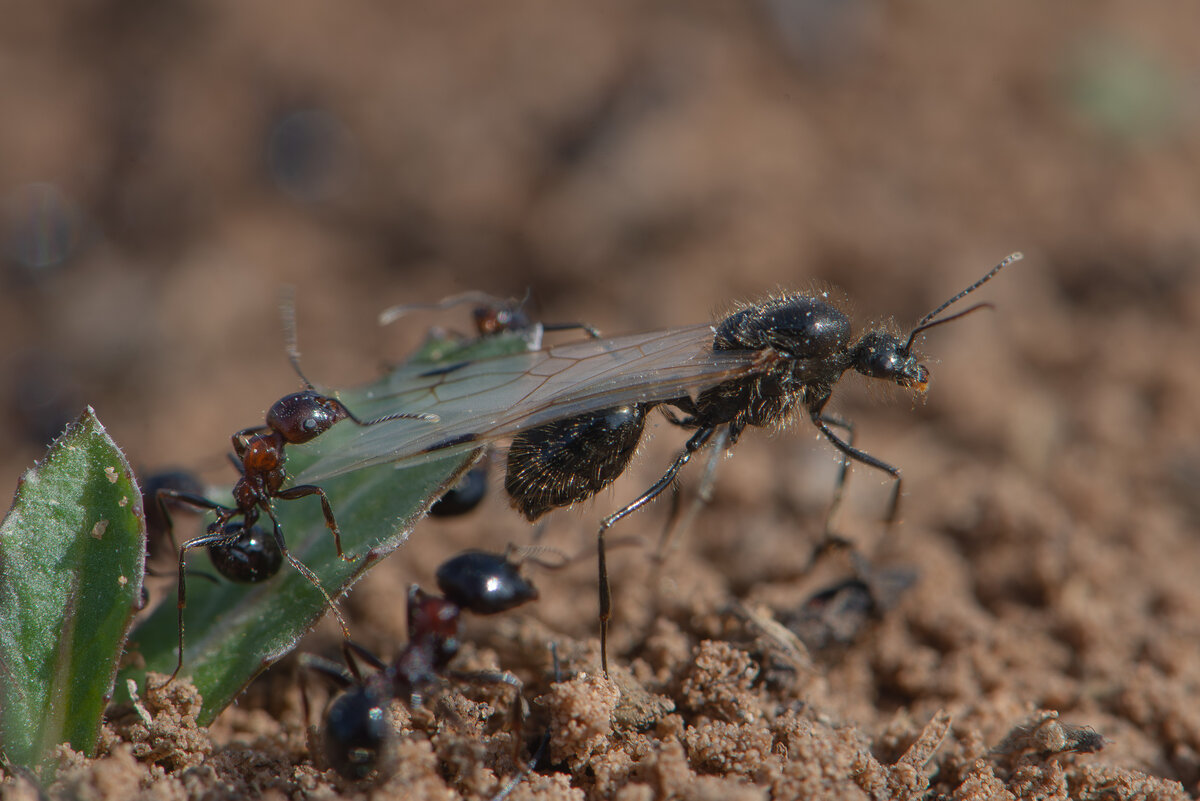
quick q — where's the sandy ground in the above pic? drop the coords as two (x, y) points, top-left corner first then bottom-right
(3, 2), (1200, 799)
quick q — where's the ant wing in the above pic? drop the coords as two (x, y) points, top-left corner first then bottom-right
(296, 323), (768, 482)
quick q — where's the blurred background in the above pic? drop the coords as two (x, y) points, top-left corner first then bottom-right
(4, 0), (1200, 786)
(4, 1), (1197, 488)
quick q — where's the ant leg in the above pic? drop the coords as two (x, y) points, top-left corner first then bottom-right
(299, 652), (357, 689)
(153, 489), (230, 556)
(261, 504), (352, 639)
(273, 483), (351, 562)
(446, 668), (526, 769)
(809, 414), (902, 548)
(814, 412), (856, 543)
(231, 426), (271, 459)
(541, 321), (602, 339)
(597, 426), (718, 676)
(486, 644), (560, 801)
(342, 639), (387, 681)
(656, 427), (730, 561)
(155, 521), (241, 689)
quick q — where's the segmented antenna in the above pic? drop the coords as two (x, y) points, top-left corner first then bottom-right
(280, 287), (438, 424)
(279, 286), (315, 390)
(904, 252), (1023, 351)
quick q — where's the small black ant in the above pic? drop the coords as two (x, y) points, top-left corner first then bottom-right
(305, 549), (541, 786)
(152, 303), (436, 684)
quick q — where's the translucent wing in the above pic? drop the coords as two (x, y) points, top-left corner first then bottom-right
(296, 323), (770, 482)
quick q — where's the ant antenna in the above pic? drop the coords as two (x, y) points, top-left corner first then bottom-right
(904, 252), (1022, 351)
(280, 286), (316, 391)
(281, 287), (438, 424)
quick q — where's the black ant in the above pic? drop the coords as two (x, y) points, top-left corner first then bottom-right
(304, 549), (542, 787)
(152, 304), (436, 684)
(590, 253), (1020, 671)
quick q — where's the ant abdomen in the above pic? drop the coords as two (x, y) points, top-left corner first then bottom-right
(504, 404), (647, 521)
(435, 550), (538, 615)
(206, 522), (283, 583)
(428, 466), (488, 517)
(321, 684), (393, 781)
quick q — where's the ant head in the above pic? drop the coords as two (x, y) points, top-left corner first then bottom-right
(850, 252), (1023, 393)
(321, 684), (391, 781)
(267, 391), (349, 444)
(473, 301), (531, 337)
(849, 331), (929, 392)
(435, 550), (539, 615)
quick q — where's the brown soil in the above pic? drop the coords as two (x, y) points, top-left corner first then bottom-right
(3, 2), (1200, 799)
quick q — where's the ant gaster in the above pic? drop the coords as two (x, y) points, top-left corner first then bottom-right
(308, 550), (539, 784)
(153, 301), (436, 684)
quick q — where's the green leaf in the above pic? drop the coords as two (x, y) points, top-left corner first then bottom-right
(124, 331), (530, 724)
(0, 408), (146, 770)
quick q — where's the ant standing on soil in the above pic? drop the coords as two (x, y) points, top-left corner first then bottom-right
(152, 305), (437, 684)
(509, 254), (1022, 673)
(304, 549), (544, 790)
(594, 253), (1021, 671)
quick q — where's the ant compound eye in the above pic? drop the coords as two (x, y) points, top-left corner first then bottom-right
(322, 687), (391, 781)
(267, 391), (347, 444)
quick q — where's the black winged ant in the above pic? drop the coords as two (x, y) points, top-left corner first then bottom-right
(299, 253), (1021, 675)
(151, 305), (437, 685)
(304, 549), (541, 786)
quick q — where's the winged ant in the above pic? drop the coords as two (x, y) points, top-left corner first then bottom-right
(299, 253), (1021, 675)
(151, 302), (437, 685)
(303, 549), (543, 787)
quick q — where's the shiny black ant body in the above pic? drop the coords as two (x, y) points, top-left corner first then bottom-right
(428, 464), (490, 517)
(306, 550), (540, 785)
(152, 309), (435, 684)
